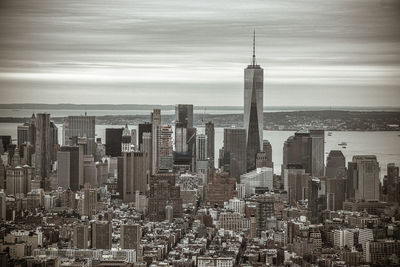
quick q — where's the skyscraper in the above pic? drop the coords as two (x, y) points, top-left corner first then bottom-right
(159, 125), (174, 171)
(205, 121), (215, 168)
(121, 124), (132, 152)
(151, 109), (161, 175)
(353, 155), (380, 201)
(138, 123), (152, 150)
(35, 113), (51, 182)
(91, 221), (111, 249)
(121, 151), (149, 203)
(175, 104), (193, 128)
(244, 31), (264, 172)
(282, 129), (325, 177)
(63, 115), (95, 155)
(105, 127), (124, 157)
(57, 146), (81, 191)
(223, 128), (247, 181)
(120, 223), (141, 251)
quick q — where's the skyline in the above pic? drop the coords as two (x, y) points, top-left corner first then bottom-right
(1, 0), (400, 107)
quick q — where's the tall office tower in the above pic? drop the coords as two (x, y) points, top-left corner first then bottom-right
(121, 151), (148, 203)
(382, 163), (399, 204)
(175, 122), (188, 153)
(282, 129), (325, 177)
(159, 125), (174, 171)
(120, 223), (141, 251)
(0, 136), (11, 154)
(175, 104), (193, 128)
(352, 155), (380, 201)
(96, 161), (108, 186)
(83, 184), (97, 218)
(151, 109), (161, 175)
(35, 113), (51, 182)
(0, 190), (6, 221)
(0, 158), (4, 189)
(308, 178), (322, 224)
(223, 128), (247, 181)
(325, 150), (346, 210)
(196, 134), (208, 172)
(73, 224), (89, 249)
(263, 140), (273, 168)
(49, 121), (58, 162)
(205, 121), (215, 168)
(325, 150), (346, 178)
(142, 132), (152, 176)
(57, 146), (81, 191)
(63, 115), (95, 155)
(138, 123), (152, 150)
(91, 221), (112, 249)
(326, 176), (346, 211)
(148, 173), (183, 221)
(6, 166), (32, 195)
(346, 162), (357, 200)
(83, 155), (97, 185)
(285, 165), (307, 206)
(131, 129), (137, 149)
(17, 125), (29, 149)
(122, 124), (132, 152)
(244, 32), (264, 172)
(105, 128), (123, 157)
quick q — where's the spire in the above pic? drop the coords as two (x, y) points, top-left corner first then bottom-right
(252, 29), (256, 66)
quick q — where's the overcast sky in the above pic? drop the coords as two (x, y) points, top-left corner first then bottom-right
(0, 0), (399, 107)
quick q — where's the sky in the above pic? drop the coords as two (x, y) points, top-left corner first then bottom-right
(0, 0), (399, 107)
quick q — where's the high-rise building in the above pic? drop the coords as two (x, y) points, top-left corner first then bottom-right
(205, 121), (215, 168)
(63, 115), (95, 155)
(196, 134), (208, 174)
(138, 123), (152, 150)
(159, 125), (174, 171)
(105, 128), (123, 157)
(34, 113), (51, 182)
(131, 128), (137, 149)
(83, 184), (97, 218)
(175, 122), (188, 153)
(122, 124), (132, 153)
(285, 165), (308, 206)
(223, 128), (247, 181)
(382, 163), (399, 204)
(151, 109), (161, 175)
(17, 125), (29, 149)
(91, 221), (112, 249)
(6, 166), (32, 196)
(204, 173), (237, 207)
(121, 151), (149, 203)
(57, 146), (81, 191)
(244, 32), (264, 172)
(0, 158), (4, 190)
(0, 190), (6, 221)
(282, 129), (325, 177)
(353, 155), (380, 201)
(347, 162), (357, 200)
(120, 223), (141, 251)
(175, 104), (193, 128)
(263, 140), (273, 168)
(73, 223), (89, 249)
(325, 150), (346, 210)
(148, 173), (182, 221)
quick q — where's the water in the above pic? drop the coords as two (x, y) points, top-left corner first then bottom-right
(1, 122), (399, 179)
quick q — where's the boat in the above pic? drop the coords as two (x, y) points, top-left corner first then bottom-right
(338, 142), (347, 146)
(328, 132), (332, 136)
(342, 146), (347, 149)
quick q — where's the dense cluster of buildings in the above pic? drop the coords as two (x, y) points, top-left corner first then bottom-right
(0, 34), (399, 267)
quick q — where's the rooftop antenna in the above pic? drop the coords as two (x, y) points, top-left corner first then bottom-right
(252, 29), (256, 66)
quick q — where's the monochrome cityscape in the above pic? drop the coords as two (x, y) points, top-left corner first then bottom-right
(1, 0), (400, 266)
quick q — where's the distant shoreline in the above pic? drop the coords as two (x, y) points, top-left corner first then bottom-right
(1, 110), (399, 131)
